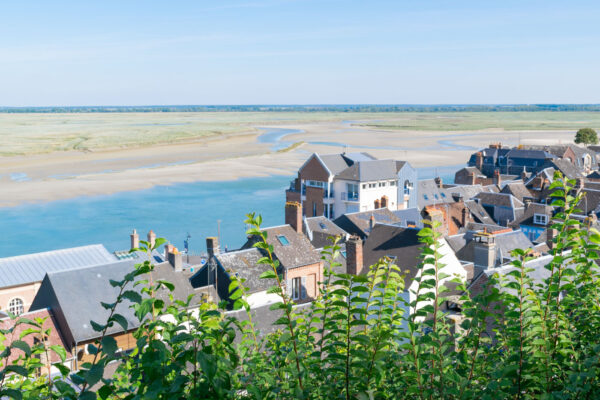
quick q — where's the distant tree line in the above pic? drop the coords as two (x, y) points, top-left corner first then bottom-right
(2, 104), (600, 113)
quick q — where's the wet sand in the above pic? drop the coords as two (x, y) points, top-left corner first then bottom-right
(0, 119), (578, 207)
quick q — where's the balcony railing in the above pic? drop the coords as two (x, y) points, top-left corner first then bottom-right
(341, 192), (359, 201)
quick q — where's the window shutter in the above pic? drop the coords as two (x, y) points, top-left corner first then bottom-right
(301, 276), (307, 299)
(286, 279), (292, 296)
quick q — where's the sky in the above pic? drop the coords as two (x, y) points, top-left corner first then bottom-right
(1, 0), (600, 106)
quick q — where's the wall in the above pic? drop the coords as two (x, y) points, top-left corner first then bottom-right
(0, 281), (41, 315)
(406, 238), (467, 322)
(397, 163), (418, 209)
(76, 330), (136, 367)
(285, 262), (323, 303)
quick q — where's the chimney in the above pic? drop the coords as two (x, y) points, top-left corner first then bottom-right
(434, 176), (443, 188)
(164, 243), (174, 259)
(474, 234), (496, 268)
(346, 236), (364, 275)
(147, 230), (156, 248)
(524, 199), (531, 210)
(546, 228), (558, 250)
(285, 201), (302, 233)
(167, 247), (183, 272)
(493, 169), (501, 186)
(521, 168), (528, 181)
(589, 212), (598, 225)
(461, 206), (469, 227)
(469, 171), (477, 185)
(206, 237), (220, 259)
(452, 192), (463, 203)
(130, 229), (139, 250)
(369, 215), (375, 231)
(476, 152), (483, 171)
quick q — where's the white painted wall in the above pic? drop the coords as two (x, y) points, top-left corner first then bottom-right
(333, 178), (400, 217)
(407, 238), (467, 322)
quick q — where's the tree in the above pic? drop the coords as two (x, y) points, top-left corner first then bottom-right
(574, 127), (598, 146)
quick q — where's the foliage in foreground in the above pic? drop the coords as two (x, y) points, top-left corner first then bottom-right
(1, 172), (600, 399)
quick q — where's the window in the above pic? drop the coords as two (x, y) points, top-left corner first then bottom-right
(404, 180), (413, 195)
(424, 194), (429, 200)
(277, 235), (290, 246)
(306, 180), (325, 188)
(390, 180), (397, 186)
(379, 182), (386, 187)
(434, 194), (439, 199)
(341, 250), (347, 258)
(362, 184), (367, 189)
(8, 298), (24, 316)
(441, 192), (446, 198)
(312, 202), (317, 217)
(290, 277), (306, 300)
(369, 183), (376, 188)
(347, 183), (359, 201)
(534, 214), (548, 225)
(329, 204), (334, 219)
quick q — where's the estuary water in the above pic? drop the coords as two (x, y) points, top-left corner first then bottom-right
(0, 165), (460, 258)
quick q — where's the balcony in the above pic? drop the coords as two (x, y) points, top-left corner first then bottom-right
(342, 192), (359, 202)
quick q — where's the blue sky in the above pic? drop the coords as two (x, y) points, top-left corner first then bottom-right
(1, 0), (599, 106)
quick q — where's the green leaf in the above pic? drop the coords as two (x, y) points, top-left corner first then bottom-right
(11, 340), (31, 356)
(122, 290), (142, 304)
(259, 269), (277, 279)
(49, 344), (67, 361)
(101, 336), (118, 356)
(110, 314), (128, 331)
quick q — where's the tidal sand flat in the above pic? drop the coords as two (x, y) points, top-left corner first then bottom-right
(1, 112), (596, 207)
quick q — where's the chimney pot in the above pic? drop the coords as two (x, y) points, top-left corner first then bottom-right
(369, 215), (375, 231)
(147, 230), (156, 248)
(130, 229), (139, 250)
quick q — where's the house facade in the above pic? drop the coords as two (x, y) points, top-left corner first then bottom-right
(286, 152), (417, 219)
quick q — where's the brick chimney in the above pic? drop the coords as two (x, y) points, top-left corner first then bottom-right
(164, 243), (174, 259)
(147, 230), (156, 248)
(167, 247), (183, 272)
(346, 236), (364, 275)
(206, 237), (220, 259)
(369, 215), (375, 232)
(476, 152), (484, 171)
(493, 169), (501, 186)
(285, 201), (302, 233)
(434, 177), (443, 188)
(130, 229), (139, 250)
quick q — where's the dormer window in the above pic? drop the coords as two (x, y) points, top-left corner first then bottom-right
(277, 235), (290, 246)
(534, 214), (548, 225)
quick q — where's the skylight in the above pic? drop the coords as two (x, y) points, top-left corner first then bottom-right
(424, 194), (429, 200)
(277, 235), (290, 246)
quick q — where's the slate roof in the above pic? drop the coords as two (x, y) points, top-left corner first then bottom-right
(549, 159), (585, 179)
(30, 260), (201, 345)
(443, 184), (488, 201)
(243, 225), (322, 269)
(362, 225), (424, 285)
(333, 208), (401, 238)
(510, 203), (555, 227)
(505, 149), (557, 160)
(587, 171), (600, 180)
(215, 248), (273, 293)
(319, 154), (353, 175)
(335, 159), (405, 181)
(418, 179), (453, 208)
(500, 182), (534, 202)
(0, 244), (119, 288)
(454, 230), (534, 264)
(391, 207), (423, 228)
(303, 216), (348, 248)
(464, 200), (496, 225)
(474, 192), (524, 209)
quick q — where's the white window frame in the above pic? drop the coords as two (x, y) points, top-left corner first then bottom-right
(534, 213), (548, 225)
(8, 297), (24, 316)
(289, 277), (307, 300)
